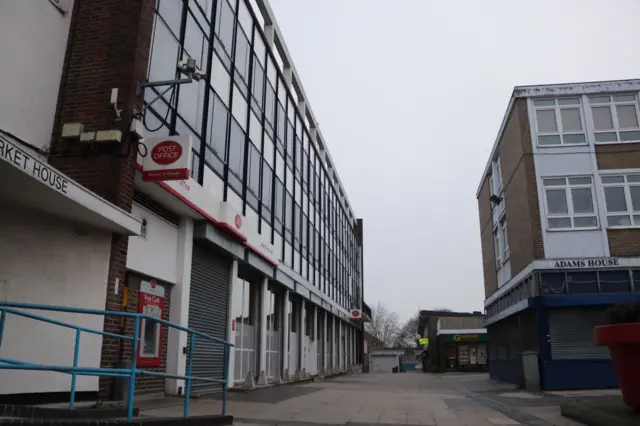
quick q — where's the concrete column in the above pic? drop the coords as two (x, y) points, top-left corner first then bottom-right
(225, 260), (239, 389)
(339, 320), (344, 370)
(313, 305), (318, 373)
(166, 217), (193, 395)
(322, 310), (328, 371)
(282, 290), (290, 373)
(299, 300), (306, 372)
(259, 277), (269, 376)
(333, 315), (338, 369)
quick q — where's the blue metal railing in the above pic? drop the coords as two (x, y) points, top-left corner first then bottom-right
(0, 302), (233, 420)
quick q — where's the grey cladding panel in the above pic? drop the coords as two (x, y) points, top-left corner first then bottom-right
(187, 244), (231, 393)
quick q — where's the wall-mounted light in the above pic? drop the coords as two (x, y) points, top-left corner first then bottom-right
(140, 219), (148, 239)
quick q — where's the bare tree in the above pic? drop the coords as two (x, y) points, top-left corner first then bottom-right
(365, 302), (400, 348)
(394, 312), (421, 347)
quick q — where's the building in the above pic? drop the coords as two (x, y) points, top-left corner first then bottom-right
(477, 79), (640, 391)
(416, 310), (484, 373)
(0, 0), (366, 402)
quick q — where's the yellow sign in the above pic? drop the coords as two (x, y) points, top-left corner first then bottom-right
(453, 334), (479, 342)
(418, 338), (429, 345)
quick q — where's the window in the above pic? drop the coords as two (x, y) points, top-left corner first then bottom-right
(601, 174), (640, 227)
(542, 176), (598, 230)
(493, 216), (509, 269)
(533, 98), (586, 146)
(491, 158), (502, 195)
(589, 94), (640, 143)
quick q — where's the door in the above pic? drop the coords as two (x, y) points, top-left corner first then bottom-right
(187, 245), (230, 393)
(371, 355), (397, 373)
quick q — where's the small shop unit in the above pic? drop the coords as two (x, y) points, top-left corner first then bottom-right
(436, 329), (488, 373)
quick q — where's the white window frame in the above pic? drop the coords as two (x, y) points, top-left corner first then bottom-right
(532, 97), (587, 147)
(600, 173), (640, 228)
(589, 93), (640, 144)
(491, 157), (503, 195)
(542, 176), (599, 231)
(493, 214), (509, 269)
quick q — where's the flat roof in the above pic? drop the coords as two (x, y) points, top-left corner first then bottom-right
(475, 78), (640, 198)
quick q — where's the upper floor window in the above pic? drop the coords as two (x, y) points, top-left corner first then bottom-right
(542, 176), (597, 230)
(601, 174), (640, 227)
(589, 94), (640, 143)
(533, 98), (586, 146)
(491, 157), (502, 195)
(493, 215), (509, 269)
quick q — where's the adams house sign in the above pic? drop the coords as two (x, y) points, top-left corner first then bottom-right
(553, 257), (620, 269)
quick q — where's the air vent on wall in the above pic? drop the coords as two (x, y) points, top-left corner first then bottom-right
(133, 191), (180, 227)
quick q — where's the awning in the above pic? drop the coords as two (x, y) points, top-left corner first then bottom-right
(0, 132), (142, 236)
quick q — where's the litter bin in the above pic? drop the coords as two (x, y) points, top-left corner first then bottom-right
(392, 366), (398, 373)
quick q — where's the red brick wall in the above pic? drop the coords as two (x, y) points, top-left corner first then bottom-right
(49, 0), (156, 399)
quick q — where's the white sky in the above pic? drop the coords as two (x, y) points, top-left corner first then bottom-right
(269, 0), (640, 321)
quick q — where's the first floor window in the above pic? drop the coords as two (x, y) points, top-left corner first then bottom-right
(602, 174), (640, 227)
(493, 215), (509, 269)
(543, 176), (597, 230)
(590, 94), (640, 143)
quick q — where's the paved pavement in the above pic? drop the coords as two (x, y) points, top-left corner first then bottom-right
(141, 372), (591, 425)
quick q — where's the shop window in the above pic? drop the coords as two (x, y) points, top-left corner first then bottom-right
(598, 270), (631, 293)
(634, 270), (640, 292)
(540, 272), (566, 294)
(567, 271), (598, 294)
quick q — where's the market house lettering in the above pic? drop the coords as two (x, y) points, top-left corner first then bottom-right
(0, 139), (69, 194)
(553, 258), (620, 269)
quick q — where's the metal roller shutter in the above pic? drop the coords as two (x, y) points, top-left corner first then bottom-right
(548, 309), (610, 360)
(187, 244), (230, 393)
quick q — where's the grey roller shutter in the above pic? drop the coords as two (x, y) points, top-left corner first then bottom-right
(187, 244), (230, 394)
(548, 309), (610, 360)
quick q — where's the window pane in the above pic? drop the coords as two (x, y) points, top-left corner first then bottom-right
(215, 0), (235, 56)
(561, 108), (582, 131)
(534, 99), (555, 107)
(614, 94), (636, 103)
(558, 97), (580, 106)
(538, 135), (561, 146)
(608, 215), (631, 227)
(208, 94), (228, 157)
(592, 106), (614, 130)
(536, 109), (558, 132)
(571, 188), (593, 213)
(630, 186), (640, 211)
(546, 189), (568, 214)
(620, 130), (640, 141)
(228, 119), (245, 178)
(574, 216), (597, 228)
(262, 162), (273, 209)
(616, 105), (639, 129)
(604, 186), (627, 212)
(589, 96), (610, 104)
(564, 133), (586, 144)
(543, 178), (566, 186)
(568, 177), (591, 185)
(548, 217), (571, 229)
(595, 132), (618, 142)
(234, 28), (251, 83)
(601, 175), (625, 184)
(248, 144), (261, 195)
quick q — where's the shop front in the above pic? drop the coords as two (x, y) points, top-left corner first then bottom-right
(437, 330), (488, 373)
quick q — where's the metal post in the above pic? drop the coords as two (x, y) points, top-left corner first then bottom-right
(183, 333), (195, 417)
(127, 316), (140, 421)
(69, 329), (81, 410)
(0, 310), (6, 347)
(222, 344), (230, 416)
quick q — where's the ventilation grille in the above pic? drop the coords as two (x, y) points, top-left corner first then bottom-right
(133, 191), (180, 227)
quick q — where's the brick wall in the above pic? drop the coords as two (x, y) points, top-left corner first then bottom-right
(595, 144), (640, 170)
(500, 99), (544, 277)
(49, 0), (156, 399)
(596, 143), (640, 256)
(478, 178), (497, 298)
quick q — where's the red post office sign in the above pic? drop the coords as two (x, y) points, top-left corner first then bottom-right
(142, 136), (192, 182)
(137, 279), (165, 367)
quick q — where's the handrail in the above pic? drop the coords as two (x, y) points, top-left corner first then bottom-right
(0, 302), (234, 420)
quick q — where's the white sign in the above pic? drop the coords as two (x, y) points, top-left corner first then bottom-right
(553, 257), (620, 269)
(140, 279), (165, 298)
(142, 136), (192, 182)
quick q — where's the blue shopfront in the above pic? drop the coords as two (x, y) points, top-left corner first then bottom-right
(486, 269), (640, 391)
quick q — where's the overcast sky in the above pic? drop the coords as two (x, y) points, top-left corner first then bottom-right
(269, 0), (640, 321)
